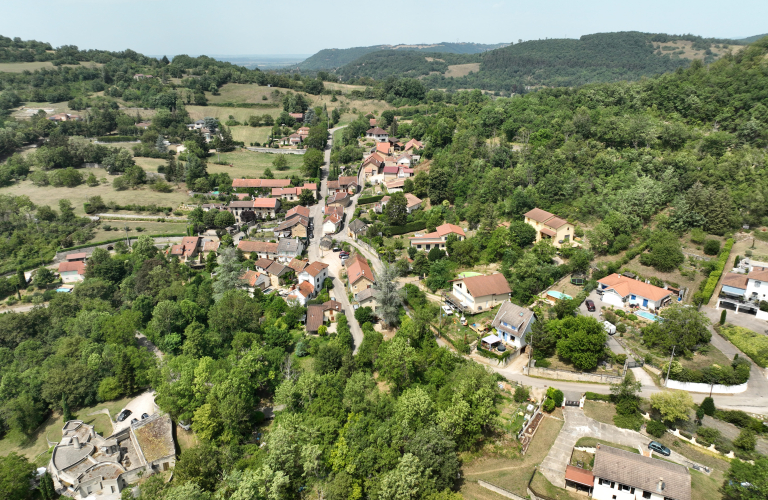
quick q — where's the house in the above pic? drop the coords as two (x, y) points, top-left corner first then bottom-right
(167, 236), (201, 263)
(277, 238), (305, 262)
(227, 198), (280, 222)
(327, 176), (358, 195)
(320, 235), (334, 250)
(202, 240), (220, 257)
(382, 165), (400, 181)
(288, 133), (302, 146)
(348, 219), (368, 240)
(322, 299), (344, 322)
(376, 142), (391, 155)
(369, 118), (377, 127)
(285, 205), (310, 221)
(48, 113), (81, 122)
(65, 252), (87, 262)
(289, 112), (304, 123)
(136, 121), (152, 129)
(366, 127), (389, 142)
(597, 273), (673, 312)
(327, 191), (351, 208)
(404, 138), (423, 152)
(49, 415), (175, 499)
(297, 127), (310, 139)
(265, 261), (293, 287)
(491, 300), (535, 351)
(287, 258), (308, 274)
(287, 281), (314, 306)
(409, 223), (466, 251)
(274, 216), (309, 239)
(240, 269), (269, 295)
(445, 273), (511, 314)
(354, 287), (378, 312)
(58, 261), (86, 283)
(396, 153), (413, 166)
(306, 304), (325, 334)
(524, 208), (576, 248)
(345, 254), (375, 294)
(323, 213), (342, 234)
(133, 73), (153, 80)
(238, 240), (279, 260)
(232, 178), (292, 191)
(398, 166), (414, 178)
(298, 261), (329, 295)
(405, 193), (422, 213)
(385, 178), (405, 193)
(375, 196), (391, 213)
(590, 444), (690, 500)
(718, 267), (768, 318)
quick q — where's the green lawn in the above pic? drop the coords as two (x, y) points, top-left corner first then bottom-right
(230, 125), (273, 146)
(208, 150), (305, 179)
(583, 400), (618, 425)
(91, 221), (188, 242)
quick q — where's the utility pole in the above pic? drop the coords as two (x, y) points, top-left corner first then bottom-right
(665, 345), (676, 386)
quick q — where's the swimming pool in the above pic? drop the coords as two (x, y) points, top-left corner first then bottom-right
(457, 271), (483, 278)
(547, 290), (573, 300)
(636, 311), (658, 321)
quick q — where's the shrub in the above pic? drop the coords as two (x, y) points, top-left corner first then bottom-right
(585, 392), (612, 402)
(696, 427), (720, 444)
(626, 314), (637, 321)
(690, 228), (706, 244)
(716, 409), (753, 428)
(679, 430), (692, 439)
(616, 323), (627, 334)
(734, 429), (757, 451)
(701, 397), (716, 416)
(536, 359), (551, 368)
(253, 411), (265, 425)
(613, 413), (643, 431)
(543, 398), (556, 412)
(714, 443), (731, 454)
(718, 324), (768, 367)
(604, 310), (617, 323)
(547, 387), (564, 407)
(615, 309), (626, 317)
(646, 420), (667, 438)
(514, 386), (530, 403)
(703, 239), (721, 255)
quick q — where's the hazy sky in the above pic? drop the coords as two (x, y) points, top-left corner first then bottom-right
(3, 0), (766, 57)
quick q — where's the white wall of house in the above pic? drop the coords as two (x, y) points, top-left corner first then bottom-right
(298, 268), (328, 291)
(746, 278), (768, 302)
(600, 289), (625, 309)
(323, 221), (339, 234)
(592, 478), (666, 500)
(495, 318), (534, 349)
(61, 271), (84, 283)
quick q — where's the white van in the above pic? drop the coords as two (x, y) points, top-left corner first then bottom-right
(603, 321), (617, 335)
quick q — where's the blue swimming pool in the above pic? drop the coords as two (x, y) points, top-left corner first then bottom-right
(636, 311), (658, 321)
(547, 290), (573, 300)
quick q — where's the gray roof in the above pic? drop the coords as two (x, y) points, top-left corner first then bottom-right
(278, 238), (304, 254)
(491, 300), (535, 339)
(349, 218), (368, 234)
(356, 287), (376, 302)
(266, 261), (290, 276)
(593, 445), (690, 500)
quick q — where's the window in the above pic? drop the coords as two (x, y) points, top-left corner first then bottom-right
(620, 484), (632, 492)
(643, 492), (651, 499)
(631, 295), (636, 300)
(756, 281), (762, 288)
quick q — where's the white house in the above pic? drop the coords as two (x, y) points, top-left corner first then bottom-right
(297, 261), (329, 295)
(589, 444), (690, 500)
(718, 267), (768, 319)
(409, 223), (466, 251)
(322, 213), (342, 234)
(490, 300), (535, 351)
(366, 127), (389, 142)
(596, 273), (673, 311)
(445, 273), (511, 314)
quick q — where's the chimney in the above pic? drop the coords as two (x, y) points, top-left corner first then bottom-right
(72, 437), (80, 450)
(658, 478), (664, 492)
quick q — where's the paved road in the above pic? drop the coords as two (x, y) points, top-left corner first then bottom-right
(540, 408), (708, 488)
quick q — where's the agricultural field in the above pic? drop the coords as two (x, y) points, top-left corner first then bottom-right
(229, 125), (272, 145)
(90, 221), (188, 242)
(0, 61), (102, 73)
(445, 63), (481, 78)
(207, 150), (304, 178)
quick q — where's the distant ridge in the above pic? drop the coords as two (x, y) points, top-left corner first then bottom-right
(297, 42), (508, 70)
(736, 33), (768, 43)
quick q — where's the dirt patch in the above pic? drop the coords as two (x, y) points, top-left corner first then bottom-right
(446, 63), (481, 78)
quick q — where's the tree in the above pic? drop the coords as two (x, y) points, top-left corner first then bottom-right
(212, 247), (243, 301)
(425, 259), (454, 291)
(374, 265), (402, 327)
(16, 269), (26, 290)
(0, 452), (35, 500)
(642, 304), (711, 355)
(185, 154), (208, 186)
(302, 148), (324, 178)
(214, 210), (236, 228)
(550, 316), (607, 370)
(412, 252), (430, 276)
(514, 386), (530, 403)
(272, 155), (288, 171)
(298, 189), (315, 206)
(39, 471), (56, 500)
(610, 374), (641, 415)
(722, 456), (768, 500)
(385, 192), (408, 226)
(650, 390), (693, 423)
(155, 134), (167, 153)
(34, 267), (54, 287)
(61, 394), (73, 421)
(701, 396), (716, 416)
(378, 453), (424, 500)
(640, 233), (684, 272)
(508, 220), (537, 247)
(354, 306), (375, 325)
(734, 429), (757, 451)
(704, 239), (721, 256)
(375, 336), (416, 392)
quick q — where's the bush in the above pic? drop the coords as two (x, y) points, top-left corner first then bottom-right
(543, 398), (556, 412)
(358, 195), (385, 205)
(716, 409), (753, 428)
(585, 392), (612, 402)
(679, 430), (692, 439)
(547, 387), (564, 407)
(615, 309), (626, 317)
(699, 238), (734, 305)
(696, 427), (720, 444)
(383, 220), (427, 237)
(704, 239), (721, 255)
(646, 419), (667, 438)
(536, 359), (551, 368)
(718, 324), (768, 367)
(690, 228), (706, 244)
(701, 397), (716, 416)
(734, 429), (756, 451)
(626, 314), (637, 321)
(714, 443), (732, 454)
(253, 411), (265, 425)
(613, 413), (643, 431)
(616, 323), (627, 334)
(514, 386), (530, 403)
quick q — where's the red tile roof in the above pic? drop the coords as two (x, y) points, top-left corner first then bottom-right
(286, 205), (310, 219)
(382, 166), (399, 174)
(347, 254), (375, 285)
(203, 240), (220, 253)
(597, 273), (672, 302)
(565, 466), (594, 487)
(238, 241), (278, 254)
(298, 280), (315, 297)
(66, 252), (87, 261)
(436, 223), (465, 237)
(58, 261), (86, 274)
(240, 270), (262, 287)
(303, 261), (329, 277)
(458, 273), (511, 298)
(524, 207), (556, 223)
(252, 198), (279, 209)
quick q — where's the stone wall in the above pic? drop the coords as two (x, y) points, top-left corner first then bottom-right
(477, 480), (527, 500)
(664, 379), (748, 394)
(525, 366), (623, 384)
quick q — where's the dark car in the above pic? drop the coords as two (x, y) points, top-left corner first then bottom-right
(116, 409), (132, 422)
(648, 441), (671, 456)
(141, 413), (149, 419)
(585, 299), (596, 312)
(131, 418), (138, 424)
(332, 247), (342, 252)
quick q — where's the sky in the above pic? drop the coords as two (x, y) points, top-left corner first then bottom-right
(3, 0), (767, 58)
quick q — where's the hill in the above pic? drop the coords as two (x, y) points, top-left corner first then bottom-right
(297, 42), (507, 70)
(737, 33), (768, 43)
(336, 31), (745, 91)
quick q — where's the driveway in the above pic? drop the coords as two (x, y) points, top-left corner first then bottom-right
(540, 408), (708, 488)
(112, 391), (158, 434)
(702, 304), (768, 333)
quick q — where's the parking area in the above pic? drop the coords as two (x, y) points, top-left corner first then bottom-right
(112, 391), (158, 433)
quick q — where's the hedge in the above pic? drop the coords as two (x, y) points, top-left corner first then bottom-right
(96, 136), (141, 142)
(476, 344), (512, 362)
(585, 392), (612, 402)
(208, 102), (280, 109)
(383, 221), (426, 237)
(108, 203), (174, 213)
(699, 238), (734, 305)
(358, 195), (385, 205)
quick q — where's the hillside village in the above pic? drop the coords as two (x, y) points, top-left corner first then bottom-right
(0, 29), (768, 500)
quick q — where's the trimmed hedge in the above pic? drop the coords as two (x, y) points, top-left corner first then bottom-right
(358, 195), (385, 205)
(383, 221), (426, 237)
(699, 238), (734, 305)
(585, 392), (612, 402)
(476, 344), (512, 362)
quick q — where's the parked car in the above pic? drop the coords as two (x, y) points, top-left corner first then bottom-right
(130, 418), (138, 424)
(585, 299), (595, 312)
(441, 305), (453, 315)
(648, 441), (671, 456)
(339, 251), (349, 256)
(117, 409), (132, 422)
(141, 413), (149, 419)
(333, 247), (341, 252)
(603, 321), (617, 335)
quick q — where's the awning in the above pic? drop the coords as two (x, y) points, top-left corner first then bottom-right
(565, 465), (594, 487)
(482, 334), (501, 344)
(722, 285), (746, 296)
(541, 228), (556, 237)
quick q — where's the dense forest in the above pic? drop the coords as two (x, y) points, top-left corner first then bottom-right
(297, 42), (507, 71)
(334, 32), (745, 91)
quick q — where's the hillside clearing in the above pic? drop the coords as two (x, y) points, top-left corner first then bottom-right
(446, 63), (481, 77)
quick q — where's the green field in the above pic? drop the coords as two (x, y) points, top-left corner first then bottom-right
(187, 105), (283, 122)
(208, 150), (305, 178)
(90, 221), (188, 242)
(229, 125), (273, 145)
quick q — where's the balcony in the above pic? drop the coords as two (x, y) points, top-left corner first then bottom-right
(442, 292), (471, 314)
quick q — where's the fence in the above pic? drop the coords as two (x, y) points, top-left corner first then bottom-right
(525, 365), (624, 384)
(664, 379), (748, 394)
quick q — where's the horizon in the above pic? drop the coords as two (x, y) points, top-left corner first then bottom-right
(1, 0), (766, 56)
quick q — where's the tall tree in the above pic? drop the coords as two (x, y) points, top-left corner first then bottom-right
(213, 247), (243, 301)
(374, 265), (402, 327)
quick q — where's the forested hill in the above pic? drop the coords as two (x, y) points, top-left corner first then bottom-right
(297, 42), (507, 70)
(337, 31), (745, 92)
(738, 33), (768, 43)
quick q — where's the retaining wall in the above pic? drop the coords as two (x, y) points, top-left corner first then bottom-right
(477, 480), (526, 500)
(665, 379), (748, 394)
(525, 366), (623, 384)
